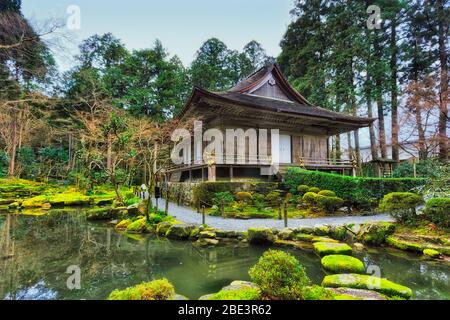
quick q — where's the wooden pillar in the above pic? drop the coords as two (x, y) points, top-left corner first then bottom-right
(229, 166), (233, 182)
(208, 165), (216, 182)
(189, 170), (192, 183)
(201, 167), (205, 182)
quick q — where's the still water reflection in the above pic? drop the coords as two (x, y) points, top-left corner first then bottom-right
(0, 211), (449, 300)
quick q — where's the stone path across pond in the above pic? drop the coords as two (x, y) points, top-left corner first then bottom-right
(152, 198), (394, 232)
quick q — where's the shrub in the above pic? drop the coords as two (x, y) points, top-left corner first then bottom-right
(107, 279), (175, 300)
(297, 185), (310, 196)
(193, 182), (278, 205)
(208, 288), (261, 300)
(235, 191), (253, 203)
(249, 250), (310, 300)
(148, 213), (164, 224)
(302, 285), (335, 300)
(265, 191), (282, 207)
(212, 192), (234, 206)
(379, 192), (424, 224)
(423, 198), (450, 228)
(316, 195), (344, 213)
(318, 190), (336, 197)
(302, 192), (318, 206)
(252, 193), (266, 211)
(284, 168), (426, 208)
(309, 187), (321, 193)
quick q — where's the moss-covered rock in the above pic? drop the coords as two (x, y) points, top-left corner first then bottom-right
(277, 228), (294, 240)
(313, 242), (352, 256)
(247, 228), (275, 245)
(198, 230), (217, 239)
(386, 236), (424, 252)
(86, 207), (112, 220)
(313, 225), (330, 236)
(156, 221), (174, 236)
(321, 255), (365, 274)
(126, 218), (147, 233)
(312, 237), (339, 243)
(204, 281), (261, 300)
(293, 233), (314, 242)
(423, 248), (441, 259)
(21, 195), (51, 208)
(329, 226), (348, 241)
(322, 273), (413, 299)
(330, 288), (388, 300)
(165, 224), (195, 240)
(116, 219), (132, 229)
(357, 222), (396, 245)
(107, 278), (176, 300)
(194, 238), (219, 247)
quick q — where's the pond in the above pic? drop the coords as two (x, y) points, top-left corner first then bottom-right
(0, 210), (449, 300)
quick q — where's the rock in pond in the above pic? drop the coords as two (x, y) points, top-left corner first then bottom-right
(198, 281), (260, 300)
(330, 288), (388, 300)
(277, 228), (294, 240)
(313, 242), (352, 256)
(321, 255), (365, 274)
(126, 218), (147, 233)
(247, 228), (275, 245)
(423, 248), (441, 259)
(194, 238), (219, 247)
(86, 207), (113, 220)
(312, 237), (338, 243)
(156, 221), (173, 236)
(357, 222), (396, 245)
(166, 224), (196, 240)
(322, 273), (413, 299)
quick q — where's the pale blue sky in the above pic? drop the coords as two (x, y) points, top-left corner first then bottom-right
(22, 0), (294, 70)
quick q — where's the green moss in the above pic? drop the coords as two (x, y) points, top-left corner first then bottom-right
(21, 195), (51, 208)
(313, 242), (353, 256)
(423, 248), (440, 258)
(116, 219), (132, 229)
(165, 223), (195, 240)
(293, 233), (315, 242)
(107, 279), (175, 300)
(312, 237), (338, 243)
(322, 274), (413, 299)
(126, 218), (147, 233)
(386, 236), (424, 252)
(321, 255), (365, 274)
(302, 285), (336, 300)
(208, 288), (261, 300)
(86, 207), (112, 220)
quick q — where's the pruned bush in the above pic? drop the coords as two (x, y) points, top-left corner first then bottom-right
(284, 168), (426, 209)
(249, 250), (310, 300)
(318, 190), (336, 197)
(308, 187), (321, 193)
(423, 198), (450, 228)
(235, 191), (253, 203)
(379, 192), (424, 224)
(265, 191), (282, 207)
(316, 195), (344, 213)
(297, 185), (310, 196)
(302, 192), (318, 206)
(107, 279), (175, 300)
(212, 192), (234, 206)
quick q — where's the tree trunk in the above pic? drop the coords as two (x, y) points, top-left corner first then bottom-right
(437, 0), (448, 160)
(374, 31), (388, 165)
(106, 132), (112, 171)
(347, 132), (353, 161)
(390, 19), (399, 164)
(415, 99), (427, 160)
(8, 109), (18, 177)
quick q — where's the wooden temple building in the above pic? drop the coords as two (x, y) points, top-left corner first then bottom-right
(168, 64), (374, 182)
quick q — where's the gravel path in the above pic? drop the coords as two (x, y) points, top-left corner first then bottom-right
(152, 198), (393, 232)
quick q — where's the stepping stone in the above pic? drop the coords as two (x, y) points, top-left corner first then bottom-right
(330, 288), (387, 300)
(321, 255), (365, 274)
(312, 237), (339, 243)
(322, 273), (413, 299)
(313, 242), (352, 256)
